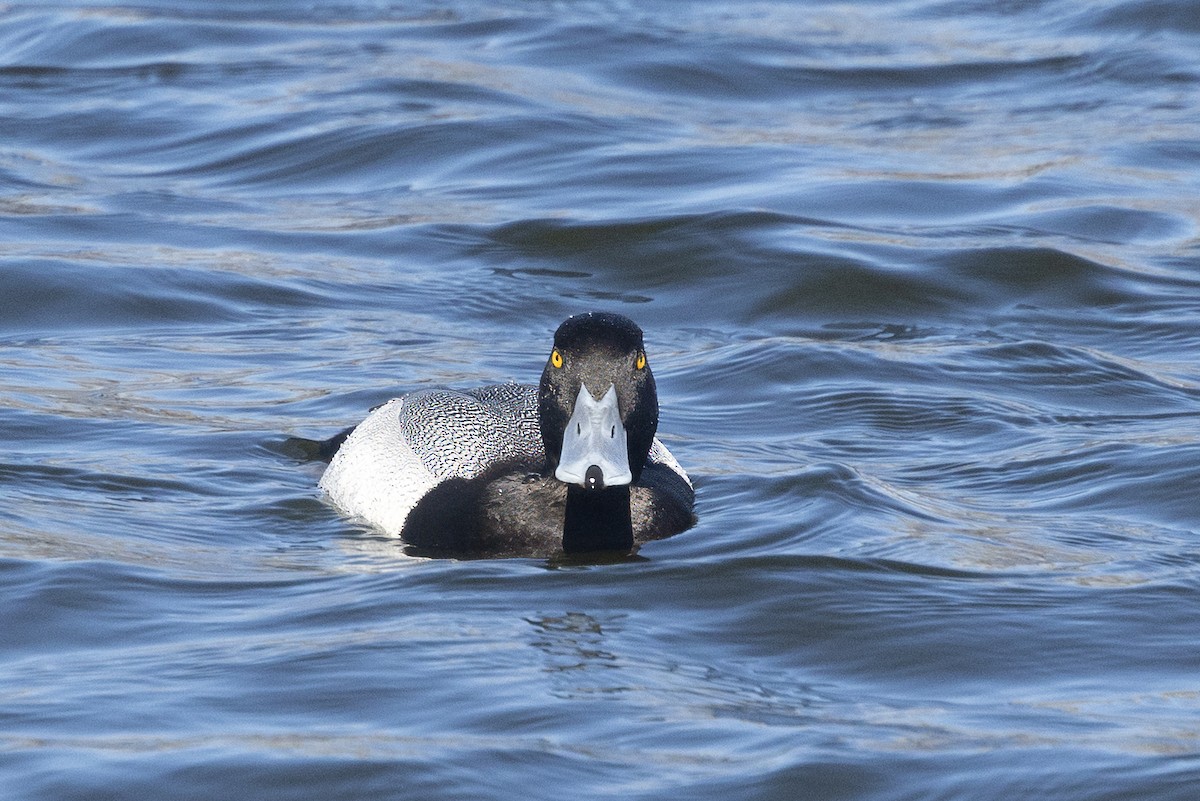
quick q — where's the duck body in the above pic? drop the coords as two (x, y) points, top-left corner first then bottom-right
(318, 313), (694, 556)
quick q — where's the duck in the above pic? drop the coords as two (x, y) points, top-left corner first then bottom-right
(317, 311), (695, 556)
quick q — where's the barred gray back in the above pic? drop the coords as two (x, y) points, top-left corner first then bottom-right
(399, 383), (545, 481)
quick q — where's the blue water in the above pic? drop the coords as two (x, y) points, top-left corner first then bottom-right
(2, 1), (1199, 798)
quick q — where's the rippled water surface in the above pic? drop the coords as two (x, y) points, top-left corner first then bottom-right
(3, 1), (1199, 798)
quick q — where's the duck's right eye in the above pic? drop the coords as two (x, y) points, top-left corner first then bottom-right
(551, 348), (563, 369)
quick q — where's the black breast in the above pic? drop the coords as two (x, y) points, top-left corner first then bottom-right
(400, 460), (694, 557)
(630, 462), (696, 543)
(400, 464), (567, 556)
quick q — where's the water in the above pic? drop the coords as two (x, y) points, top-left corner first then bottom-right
(2, 1), (1199, 798)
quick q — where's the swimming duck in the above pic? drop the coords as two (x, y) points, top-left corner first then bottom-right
(318, 312), (695, 555)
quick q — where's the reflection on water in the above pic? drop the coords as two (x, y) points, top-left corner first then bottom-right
(527, 612), (624, 695)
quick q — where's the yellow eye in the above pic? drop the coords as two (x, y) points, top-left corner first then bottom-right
(551, 348), (563, 369)
(635, 351), (646, 370)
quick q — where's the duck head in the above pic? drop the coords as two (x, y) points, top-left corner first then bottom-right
(538, 312), (659, 490)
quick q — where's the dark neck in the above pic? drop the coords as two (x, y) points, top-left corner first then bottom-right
(562, 485), (634, 553)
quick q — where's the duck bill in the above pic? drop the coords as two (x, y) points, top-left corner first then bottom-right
(554, 383), (633, 491)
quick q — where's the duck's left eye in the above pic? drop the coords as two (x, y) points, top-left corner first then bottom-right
(635, 351), (646, 370)
(551, 348), (564, 369)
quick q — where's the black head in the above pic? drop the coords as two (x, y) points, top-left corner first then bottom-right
(538, 312), (659, 487)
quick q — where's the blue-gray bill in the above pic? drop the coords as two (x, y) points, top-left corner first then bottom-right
(554, 383), (632, 491)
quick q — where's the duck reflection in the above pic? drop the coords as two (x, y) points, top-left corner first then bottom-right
(525, 612), (628, 697)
